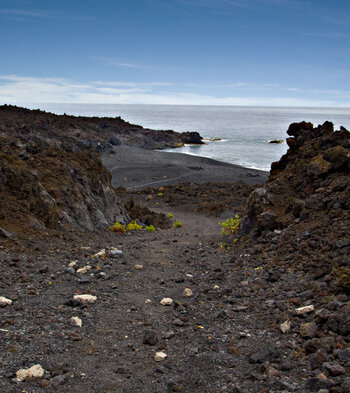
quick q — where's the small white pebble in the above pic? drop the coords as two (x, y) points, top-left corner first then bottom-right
(295, 305), (314, 315)
(92, 249), (105, 258)
(154, 351), (167, 362)
(160, 297), (173, 306)
(280, 320), (291, 334)
(77, 265), (91, 274)
(0, 296), (12, 307)
(16, 364), (45, 382)
(145, 299), (152, 304)
(74, 294), (97, 304)
(68, 260), (77, 267)
(134, 264), (143, 270)
(71, 316), (82, 327)
(183, 288), (193, 297)
(213, 285), (220, 290)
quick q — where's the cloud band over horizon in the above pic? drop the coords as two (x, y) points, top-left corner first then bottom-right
(0, 75), (349, 107)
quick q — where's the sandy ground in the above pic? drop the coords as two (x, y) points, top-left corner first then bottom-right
(103, 146), (268, 190)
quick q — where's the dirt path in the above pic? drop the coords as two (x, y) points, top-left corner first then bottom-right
(1, 204), (348, 392)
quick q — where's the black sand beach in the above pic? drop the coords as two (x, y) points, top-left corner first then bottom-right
(103, 146), (268, 189)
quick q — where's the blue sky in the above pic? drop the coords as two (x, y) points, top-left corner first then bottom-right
(0, 0), (349, 106)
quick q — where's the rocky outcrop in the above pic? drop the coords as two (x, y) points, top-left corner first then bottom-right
(180, 131), (204, 145)
(0, 105), (203, 151)
(0, 105), (206, 234)
(0, 135), (129, 233)
(242, 121), (350, 237)
(240, 121), (350, 293)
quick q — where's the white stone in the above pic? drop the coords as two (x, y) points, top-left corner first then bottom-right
(145, 299), (152, 304)
(110, 248), (123, 256)
(154, 351), (167, 362)
(71, 316), (82, 327)
(68, 260), (78, 267)
(77, 265), (92, 274)
(134, 264), (143, 270)
(213, 285), (220, 290)
(295, 305), (314, 315)
(92, 249), (105, 258)
(183, 288), (193, 297)
(16, 364), (45, 381)
(160, 297), (173, 306)
(0, 296), (12, 307)
(74, 294), (97, 304)
(280, 320), (291, 333)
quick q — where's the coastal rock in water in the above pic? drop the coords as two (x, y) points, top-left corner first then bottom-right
(180, 131), (204, 145)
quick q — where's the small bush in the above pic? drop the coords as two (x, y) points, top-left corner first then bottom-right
(109, 222), (126, 234)
(158, 192), (164, 197)
(219, 215), (240, 248)
(219, 215), (240, 236)
(126, 220), (143, 231)
(173, 220), (183, 228)
(145, 225), (156, 232)
(167, 213), (174, 219)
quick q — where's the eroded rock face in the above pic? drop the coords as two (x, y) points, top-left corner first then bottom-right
(242, 121), (350, 238)
(0, 137), (129, 233)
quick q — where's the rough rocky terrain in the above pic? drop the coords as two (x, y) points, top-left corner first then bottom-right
(0, 105), (204, 151)
(0, 108), (349, 392)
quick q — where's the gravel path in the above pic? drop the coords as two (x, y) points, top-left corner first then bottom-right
(1, 198), (348, 392)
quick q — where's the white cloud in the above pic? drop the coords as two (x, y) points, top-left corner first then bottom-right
(0, 8), (55, 18)
(0, 7), (96, 22)
(0, 74), (348, 107)
(174, 0), (299, 10)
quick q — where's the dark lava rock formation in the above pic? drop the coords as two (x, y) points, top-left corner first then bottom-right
(242, 121), (350, 291)
(0, 105), (178, 233)
(0, 105), (203, 151)
(0, 134), (129, 233)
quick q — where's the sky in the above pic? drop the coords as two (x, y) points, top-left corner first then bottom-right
(0, 0), (349, 107)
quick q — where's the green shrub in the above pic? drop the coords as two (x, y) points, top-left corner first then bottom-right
(145, 225), (156, 232)
(167, 213), (174, 219)
(219, 215), (240, 236)
(219, 215), (240, 248)
(126, 220), (143, 231)
(173, 220), (183, 228)
(109, 222), (126, 234)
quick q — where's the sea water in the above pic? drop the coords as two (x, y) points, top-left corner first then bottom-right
(25, 104), (350, 171)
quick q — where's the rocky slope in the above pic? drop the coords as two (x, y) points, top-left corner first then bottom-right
(0, 105), (203, 151)
(241, 121), (350, 291)
(0, 134), (129, 233)
(0, 105), (193, 234)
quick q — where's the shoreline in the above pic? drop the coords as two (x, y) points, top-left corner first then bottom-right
(103, 145), (268, 189)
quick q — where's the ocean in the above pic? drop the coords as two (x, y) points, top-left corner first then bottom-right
(25, 104), (350, 172)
